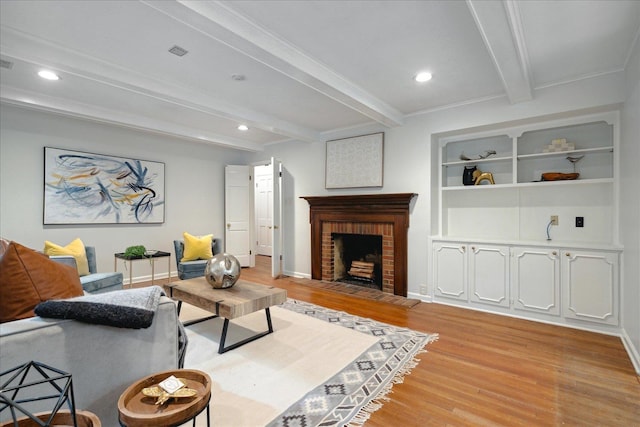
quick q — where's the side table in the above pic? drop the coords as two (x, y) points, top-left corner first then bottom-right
(114, 251), (171, 288)
(118, 369), (211, 427)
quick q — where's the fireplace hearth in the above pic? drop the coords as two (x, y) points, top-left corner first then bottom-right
(302, 193), (417, 296)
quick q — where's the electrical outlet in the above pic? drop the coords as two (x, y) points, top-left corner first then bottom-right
(550, 215), (558, 225)
(419, 285), (428, 295)
(576, 216), (584, 227)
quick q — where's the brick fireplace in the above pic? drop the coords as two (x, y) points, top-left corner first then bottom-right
(301, 193), (417, 296)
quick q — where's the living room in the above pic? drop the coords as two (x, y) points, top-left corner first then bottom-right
(1, 1), (639, 425)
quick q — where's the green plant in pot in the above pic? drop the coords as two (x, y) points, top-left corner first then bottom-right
(124, 245), (146, 257)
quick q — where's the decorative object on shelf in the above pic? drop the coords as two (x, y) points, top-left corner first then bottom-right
(205, 253), (241, 288)
(542, 138), (575, 152)
(463, 166), (494, 185)
(566, 155), (584, 173)
(0, 361), (77, 426)
(541, 154), (584, 181)
(541, 172), (579, 181)
(325, 132), (384, 189)
(463, 165), (477, 185)
(44, 147), (165, 225)
(459, 150), (496, 161)
(474, 172), (495, 185)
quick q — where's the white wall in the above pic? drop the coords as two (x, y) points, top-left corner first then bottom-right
(620, 38), (640, 372)
(0, 104), (248, 280)
(1, 64), (637, 371)
(253, 72), (628, 295)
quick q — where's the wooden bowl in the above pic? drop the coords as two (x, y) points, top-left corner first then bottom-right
(541, 172), (579, 181)
(117, 369), (211, 427)
(0, 410), (101, 427)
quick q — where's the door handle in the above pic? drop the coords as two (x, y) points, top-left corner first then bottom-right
(273, 225), (278, 229)
(227, 223), (231, 229)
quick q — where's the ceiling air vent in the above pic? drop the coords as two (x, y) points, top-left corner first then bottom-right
(168, 45), (188, 57)
(0, 59), (14, 69)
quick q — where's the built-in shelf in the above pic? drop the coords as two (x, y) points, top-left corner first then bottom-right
(443, 155), (512, 167)
(442, 177), (614, 191)
(431, 109), (621, 335)
(436, 110), (619, 247)
(516, 146), (613, 160)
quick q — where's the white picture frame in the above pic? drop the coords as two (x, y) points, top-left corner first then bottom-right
(325, 132), (384, 189)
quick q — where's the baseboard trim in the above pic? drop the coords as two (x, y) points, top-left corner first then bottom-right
(621, 328), (640, 374)
(283, 270), (310, 279)
(407, 291), (433, 302)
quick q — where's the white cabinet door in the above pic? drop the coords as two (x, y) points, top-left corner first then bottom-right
(433, 243), (467, 301)
(562, 250), (618, 325)
(512, 247), (560, 315)
(469, 244), (510, 307)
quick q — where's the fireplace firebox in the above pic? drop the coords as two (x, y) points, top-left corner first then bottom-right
(332, 233), (383, 289)
(301, 193), (417, 296)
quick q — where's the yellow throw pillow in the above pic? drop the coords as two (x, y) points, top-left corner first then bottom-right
(181, 232), (213, 262)
(44, 238), (90, 276)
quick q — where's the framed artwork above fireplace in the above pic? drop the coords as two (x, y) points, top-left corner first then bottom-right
(325, 132), (384, 189)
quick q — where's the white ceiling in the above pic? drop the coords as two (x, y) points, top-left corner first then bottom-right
(1, 0), (638, 152)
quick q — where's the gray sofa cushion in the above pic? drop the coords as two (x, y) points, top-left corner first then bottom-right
(50, 246), (123, 294)
(80, 272), (123, 294)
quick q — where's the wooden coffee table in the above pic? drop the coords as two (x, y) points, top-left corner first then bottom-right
(163, 278), (287, 354)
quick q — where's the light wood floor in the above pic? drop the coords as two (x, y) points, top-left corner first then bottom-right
(156, 256), (640, 426)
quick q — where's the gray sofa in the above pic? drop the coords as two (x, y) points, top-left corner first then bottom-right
(51, 246), (123, 294)
(0, 296), (180, 426)
(173, 238), (222, 280)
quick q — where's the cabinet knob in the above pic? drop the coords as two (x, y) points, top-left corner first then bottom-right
(565, 252), (571, 257)
(552, 251), (557, 256)
(471, 246), (476, 251)
(461, 245), (466, 251)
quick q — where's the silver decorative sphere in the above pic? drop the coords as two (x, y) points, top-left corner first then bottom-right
(204, 253), (241, 288)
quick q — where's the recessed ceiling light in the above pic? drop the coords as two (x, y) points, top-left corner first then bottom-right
(231, 74), (246, 81)
(237, 124), (249, 131)
(414, 71), (432, 83)
(38, 70), (60, 81)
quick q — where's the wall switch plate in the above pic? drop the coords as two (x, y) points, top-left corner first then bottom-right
(576, 216), (584, 227)
(550, 215), (559, 225)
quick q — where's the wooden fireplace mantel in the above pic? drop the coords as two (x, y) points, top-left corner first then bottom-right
(301, 193), (417, 296)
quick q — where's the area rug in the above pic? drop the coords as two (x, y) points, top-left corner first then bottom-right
(180, 299), (437, 427)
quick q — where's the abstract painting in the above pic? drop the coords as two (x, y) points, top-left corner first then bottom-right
(44, 147), (165, 224)
(325, 132), (384, 189)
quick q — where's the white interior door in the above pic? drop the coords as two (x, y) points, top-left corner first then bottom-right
(271, 158), (283, 278)
(225, 165), (254, 267)
(255, 165), (273, 256)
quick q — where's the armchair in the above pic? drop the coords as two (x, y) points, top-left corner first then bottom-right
(173, 238), (222, 280)
(51, 246), (123, 294)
